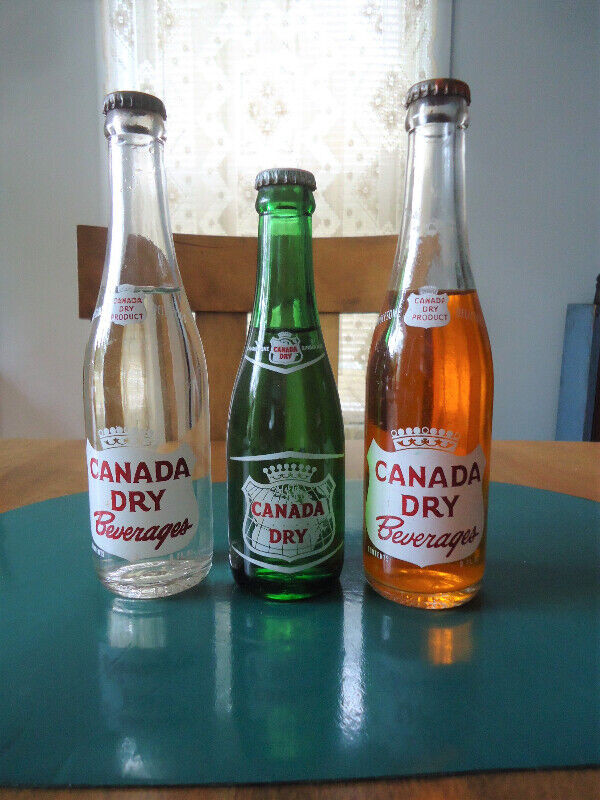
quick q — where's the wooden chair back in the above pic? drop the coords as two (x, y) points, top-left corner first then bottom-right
(77, 225), (395, 439)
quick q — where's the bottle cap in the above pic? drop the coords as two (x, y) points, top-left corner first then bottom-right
(255, 168), (317, 191)
(103, 91), (167, 120)
(404, 78), (471, 108)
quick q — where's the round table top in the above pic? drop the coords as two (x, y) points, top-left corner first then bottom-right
(1, 438), (598, 800)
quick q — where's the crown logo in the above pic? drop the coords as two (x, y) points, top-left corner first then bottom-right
(263, 463), (317, 484)
(390, 427), (459, 453)
(98, 426), (155, 449)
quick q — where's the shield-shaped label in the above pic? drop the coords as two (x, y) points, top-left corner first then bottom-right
(86, 442), (199, 561)
(110, 285), (147, 325)
(242, 467), (336, 563)
(269, 331), (303, 365)
(366, 438), (485, 567)
(404, 285), (450, 328)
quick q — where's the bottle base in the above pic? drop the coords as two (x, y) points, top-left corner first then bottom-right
(98, 556), (212, 599)
(231, 565), (340, 601)
(366, 575), (481, 609)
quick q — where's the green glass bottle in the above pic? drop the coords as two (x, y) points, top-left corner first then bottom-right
(227, 168), (345, 600)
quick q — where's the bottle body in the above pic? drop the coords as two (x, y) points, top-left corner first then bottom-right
(227, 174), (344, 600)
(84, 94), (212, 598)
(363, 81), (493, 609)
(365, 288), (493, 607)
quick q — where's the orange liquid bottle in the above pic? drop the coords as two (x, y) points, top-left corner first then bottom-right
(364, 79), (493, 609)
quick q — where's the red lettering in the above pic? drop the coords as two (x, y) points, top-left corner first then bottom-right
(468, 525), (480, 543)
(138, 525), (157, 541)
(93, 512), (195, 550)
(147, 489), (166, 511)
(99, 461), (113, 481)
(468, 462), (481, 485)
(129, 491), (150, 512)
(111, 490), (127, 511)
(90, 458), (98, 479)
(375, 515), (404, 539)
(402, 494), (419, 516)
(133, 461), (152, 483)
(173, 457), (191, 479)
(154, 524), (173, 549)
(452, 465), (467, 486)
(446, 530), (464, 558)
(389, 464), (405, 485)
(270, 529), (282, 544)
(93, 510), (115, 535)
(423, 497), (443, 518)
(408, 466), (426, 487)
(156, 460), (173, 481)
(114, 461), (132, 483)
(428, 466), (448, 488)
(375, 460), (387, 481)
(441, 494), (459, 517)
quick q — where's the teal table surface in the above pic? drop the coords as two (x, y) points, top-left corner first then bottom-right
(0, 481), (598, 787)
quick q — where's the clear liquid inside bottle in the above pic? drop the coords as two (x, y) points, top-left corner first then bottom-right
(84, 99), (212, 598)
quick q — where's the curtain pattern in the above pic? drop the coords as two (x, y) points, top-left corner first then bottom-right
(101, 0), (436, 237)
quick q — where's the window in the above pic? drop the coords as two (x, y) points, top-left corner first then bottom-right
(102, 0), (446, 432)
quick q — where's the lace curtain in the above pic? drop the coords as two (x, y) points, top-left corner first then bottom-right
(101, 0), (442, 436)
(101, 0), (438, 237)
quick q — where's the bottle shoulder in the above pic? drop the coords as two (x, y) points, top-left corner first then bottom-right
(84, 294), (208, 392)
(228, 355), (344, 455)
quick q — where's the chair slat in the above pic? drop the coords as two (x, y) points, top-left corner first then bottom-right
(77, 225), (389, 438)
(77, 225), (393, 318)
(196, 312), (248, 441)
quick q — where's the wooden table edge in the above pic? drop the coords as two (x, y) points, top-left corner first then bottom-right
(0, 439), (598, 798)
(0, 766), (599, 800)
(1, 439), (598, 515)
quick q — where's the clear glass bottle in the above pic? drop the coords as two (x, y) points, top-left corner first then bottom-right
(84, 91), (212, 598)
(364, 79), (494, 609)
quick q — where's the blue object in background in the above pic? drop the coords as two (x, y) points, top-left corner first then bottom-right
(556, 288), (600, 440)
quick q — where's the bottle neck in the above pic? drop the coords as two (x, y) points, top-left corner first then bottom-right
(251, 186), (320, 330)
(104, 109), (178, 290)
(392, 96), (474, 293)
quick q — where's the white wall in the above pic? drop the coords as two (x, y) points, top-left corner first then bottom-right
(0, 0), (106, 438)
(0, 1), (598, 440)
(452, 0), (600, 439)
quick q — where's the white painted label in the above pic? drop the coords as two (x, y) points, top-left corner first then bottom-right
(87, 442), (199, 560)
(110, 286), (146, 325)
(404, 286), (450, 328)
(232, 458), (341, 572)
(269, 331), (303, 366)
(365, 439), (485, 567)
(244, 331), (325, 374)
